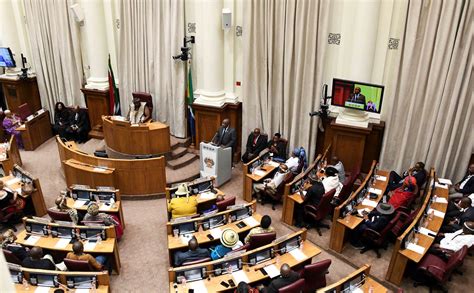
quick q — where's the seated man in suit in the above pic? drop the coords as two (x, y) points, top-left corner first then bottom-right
(174, 237), (210, 266)
(244, 215), (275, 243)
(242, 128), (267, 163)
(126, 96), (152, 124)
(263, 263), (300, 293)
(442, 197), (474, 233)
(267, 133), (286, 162)
(348, 87), (366, 105)
(252, 164), (289, 203)
(212, 118), (237, 158)
(1, 229), (29, 261)
(449, 164), (474, 199)
(294, 173), (325, 227)
(22, 246), (56, 270)
(66, 106), (89, 143)
(350, 203), (395, 249)
(386, 162), (427, 192)
(167, 183), (198, 219)
(388, 176), (418, 210)
(66, 241), (107, 271)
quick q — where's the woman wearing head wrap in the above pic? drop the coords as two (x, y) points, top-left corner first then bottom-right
(83, 202), (123, 240)
(388, 176), (418, 210)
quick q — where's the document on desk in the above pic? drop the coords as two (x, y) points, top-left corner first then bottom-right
(434, 182), (448, 189)
(264, 264), (280, 278)
(253, 169), (267, 177)
(55, 238), (71, 249)
(368, 187), (382, 195)
(433, 197), (448, 204)
(210, 227), (222, 239)
(232, 270), (250, 284)
(73, 199), (88, 208)
(199, 192), (216, 200)
(375, 175), (387, 181)
(5, 177), (21, 186)
(268, 161), (280, 167)
(93, 167), (107, 172)
(406, 243), (425, 255)
(361, 199), (377, 208)
(418, 227), (436, 238)
(438, 178), (452, 185)
(243, 216), (259, 227)
(34, 286), (51, 293)
(427, 208), (445, 218)
(84, 241), (97, 251)
(180, 234), (193, 245)
(74, 289), (91, 293)
(189, 280), (208, 293)
(289, 248), (307, 261)
(100, 203), (112, 211)
(25, 235), (41, 246)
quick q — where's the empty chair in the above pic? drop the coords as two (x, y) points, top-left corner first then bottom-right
(64, 259), (97, 271)
(3, 249), (22, 265)
(216, 196), (236, 212)
(304, 189), (336, 235)
(414, 246), (468, 292)
(17, 103), (33, 122)
(390, 208), (418, 238)
(300, 259), (331, 293)
(47, 208), (74, 222)
(360, 212), (402, 258)
(248, 232), (276, 250)
(278, 278), (305, 293)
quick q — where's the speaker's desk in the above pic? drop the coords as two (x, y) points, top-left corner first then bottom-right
(56, 136), (167, 197)
(103, 116), (171, 155)
(16, 110), (53, 151)
(16, 229), (121, 275)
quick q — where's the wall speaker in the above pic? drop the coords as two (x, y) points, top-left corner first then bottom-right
(222, 8), (232, 29)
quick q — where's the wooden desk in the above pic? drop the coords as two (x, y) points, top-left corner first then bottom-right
(103, 116), (171, 155)
(0, 75), (42, 113)
(243, 157), (280, 202)
(385, 170), (447, 285)
(16, 110), (53, 151)
(15, 284), (109, 293)
(170, 233), (320, 292)
(0, 135), (22, 174)
(329, 161), (388, 253)
(66, 197), (125, 228)
(317, 264), (387, 293)
(63, 159), (116, 190)
(16, 229), (121, 275)
(56, 136), (167, 197)
(0, 174), (47, 217)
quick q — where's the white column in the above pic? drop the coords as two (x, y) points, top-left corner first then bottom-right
(103, 0), (119, 83)
(81, 0), (109, 90)
(0, 0), (22, 74)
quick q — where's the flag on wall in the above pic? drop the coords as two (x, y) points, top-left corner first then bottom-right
(186, 62), (196, 140)
(108, 55), (121, 115)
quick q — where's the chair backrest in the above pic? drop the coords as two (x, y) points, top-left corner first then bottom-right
(216, 196), (236, 212)
(302, 259), (331, 292)
(374, 213), (401, 245)
(2, 249), (22, 265)
(313, 189), (337, 221)
(132, 92), (153, 108)
(278, 278), (305, 293)
(181, 257), (212, 266)
(47, 208), (72, 222)
(248, 232), (277, 250)
(338, 176), (353, 203)
(443, 245), (468, 281)
(270, 172), (294, 201)
(64, 258), (95, 271)
(18, 103), (33, 121)
(391, 208), (418, 237)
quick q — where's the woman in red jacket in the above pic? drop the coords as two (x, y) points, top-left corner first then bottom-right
(388, 176), (418, 210)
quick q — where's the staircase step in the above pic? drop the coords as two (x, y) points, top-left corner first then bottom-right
(170, 136), (191, 150)
(166, 153), (199, 170)
(166, 159), (201, 185)
(169, 146), (188, 160)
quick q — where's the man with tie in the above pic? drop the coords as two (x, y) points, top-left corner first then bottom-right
(241, 128), (267, 163)
(348, 87), (366, 105)
(212, 118), (237, 157)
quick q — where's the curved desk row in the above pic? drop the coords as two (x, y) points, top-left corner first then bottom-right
(103, 116), (170, 156)
(56, 136), (166, 198)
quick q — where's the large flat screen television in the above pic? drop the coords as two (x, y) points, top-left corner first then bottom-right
(331, 78), (384, 114)
(0, 47), (16, 68)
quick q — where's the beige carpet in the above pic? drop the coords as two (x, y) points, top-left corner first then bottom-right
(15, 137), (473, 292)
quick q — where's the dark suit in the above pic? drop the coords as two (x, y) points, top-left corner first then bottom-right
(265, 271), (300, 293)
(351, 210), (393, 246)
(268, 140), (286, 161)
(174, 248), (210, 266)
(242, 133), (267, 163)
(348, 93), (366, 105)
(212, 126), (237, 151)
(22, 257), (56, 270)
(456, 175), (474, 195)
(4, 244), (29, 261)
(66, 111), (89, 143)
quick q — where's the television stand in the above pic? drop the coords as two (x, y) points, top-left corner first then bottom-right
(335, 108), (369, 128)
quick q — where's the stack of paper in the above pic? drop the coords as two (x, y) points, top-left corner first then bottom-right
(34, 287), (50, 293)
(268, 161), (280, 167)
(375, 175), (387, 181)
(418, 227), (436, 238)
(210, 228), (222, 239)
(264, 265), (280, 278)
(93, 167), (107, 172)
(406, 243), (425, 254)
(289, 248), (307, 261)
(54, 238), (71, 249)
(232, 270), (250, 284)
(25, 235), (41, 245)
(361, 199), (377, 208)
(189, 280), (208, 293)
(243, 216), (259, 227)
(200, 192), (216, 200)
(433, 197), (448, 204)
(6, 177), (20, 186)
(435, 182), (448, 189)
(438, 178), (453, 185)
(368, 187), (382, 195)
(73, 200), (88, 208)
(180, 234), (193, 245)
(427, 209), (445, 218)
(84, 241), (97, 251)
(100, 203), (112, 211)
(253, 169), (267, 177)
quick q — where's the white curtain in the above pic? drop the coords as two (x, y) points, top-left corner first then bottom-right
(380, 0), (473, 181)
(119, 0), (186, 137)
(242, 0), (330, 161)
(23, 0), (84, 111)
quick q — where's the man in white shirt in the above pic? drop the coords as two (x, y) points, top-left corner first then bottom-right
(285, 148), (300, 173)
(253, 164), (289, 203)
(437, 221), (474, 252)
(329, 156), (346, 182)
(321, 166), (343, 197)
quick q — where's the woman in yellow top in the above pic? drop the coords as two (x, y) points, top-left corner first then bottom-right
(168, 183), (198, 218)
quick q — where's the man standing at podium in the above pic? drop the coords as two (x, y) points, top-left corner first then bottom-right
(212, 118), (236, 156)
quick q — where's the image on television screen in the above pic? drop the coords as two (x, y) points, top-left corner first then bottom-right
(0, 47), (16, 68)
(331, 78), (384, 114)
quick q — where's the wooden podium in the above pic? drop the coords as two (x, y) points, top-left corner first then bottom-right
(82, 88), (110, 139)
(0, 76), (42, 113)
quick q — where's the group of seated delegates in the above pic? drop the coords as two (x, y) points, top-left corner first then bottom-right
(234, 264), (300, 293)
(386, 161), (428, 192)
(53, 102), (89, 143)
(127, 96), (152, 124)
(2, 109), (24, 148)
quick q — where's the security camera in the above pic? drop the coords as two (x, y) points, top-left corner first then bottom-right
(172, 36), (195, 61)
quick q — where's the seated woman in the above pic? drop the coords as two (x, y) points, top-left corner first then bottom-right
(127, 96), (152, 124)
(53, 102), (70, 138)
(1, 229), (29, 261)
(83, 202), (123, 240)
(210, 229), (243, 260)
(50, 194), (79, 224)
(2, 110), (23, 148)
(0, 180), (25, 216)
(388, 176), (418, 210)
(168, 183), (198, 219)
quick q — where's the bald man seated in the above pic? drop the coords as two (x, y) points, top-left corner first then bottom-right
(263, 263), (300, 293)
(242, 128), (267, 163)
(66, 241), (107, 271)
(173, 237), (210, 266)
(22, 246), (56, 270)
